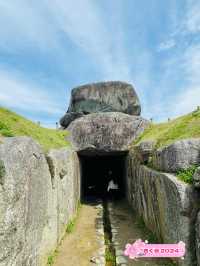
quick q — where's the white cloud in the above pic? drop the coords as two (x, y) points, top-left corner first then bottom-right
(158, 39), (176, 52)
(45, 0), (133, 81)
(0, 69), (63, 115)
(0, 0), (133, 82)
(159, 43), (200, 119)
(2, 0), (199, 124)
(173, 43), (200, 116)
(0, 2), (58, 52)
(0, 0), (137, 122)
(183, 44), (200, 85)
(172, 86), (200, 117)
(185, 0), (200, 33)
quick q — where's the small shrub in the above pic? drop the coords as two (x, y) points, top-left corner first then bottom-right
(177, 165), (198, 184)
(0, 128), (14, 137)
(0, 121), (14, 137)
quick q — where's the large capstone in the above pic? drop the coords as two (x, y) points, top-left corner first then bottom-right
(60, 81), (141, 128)
(66, 112), (149, 153)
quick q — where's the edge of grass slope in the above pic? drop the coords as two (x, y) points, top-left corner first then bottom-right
(133, 108), (200, 148)
(0, 107), (70, 152)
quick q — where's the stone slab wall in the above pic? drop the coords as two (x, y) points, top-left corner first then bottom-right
(196, 212), (200, 265)
(0, 137), (80, 266)
(152, 139), (200, 172)
(127, 148), (198, 266)
(67, 112), (149, 152)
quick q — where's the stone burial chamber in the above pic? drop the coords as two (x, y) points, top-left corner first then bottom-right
(60, 81), (150, 202)
(60, 81), (200, 266)
(1, 80), (200, 266)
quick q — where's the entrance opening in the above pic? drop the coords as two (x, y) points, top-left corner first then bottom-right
(79, 152), (127, 202)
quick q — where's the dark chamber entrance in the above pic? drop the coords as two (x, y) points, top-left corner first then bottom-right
(79, 153), (127, 202)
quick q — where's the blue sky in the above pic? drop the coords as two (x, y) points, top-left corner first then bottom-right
(0, 0), (199, 128)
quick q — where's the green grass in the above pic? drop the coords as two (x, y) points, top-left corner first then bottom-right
(134, 108), (200, 148)
(47, 201), (81, 265)
(135, 216), (158, 243)
(104, 231), (116, 266)
(65, 219), (75, 233)
(105, 246), (116, 264)
(47, 249), (59, 266)
(0, 107), (70, 151)
(65, 200), (82, 234)
(177, 165), (198, 184)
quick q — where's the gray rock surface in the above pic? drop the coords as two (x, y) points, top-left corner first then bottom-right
(67, 112), (150, 153)
(152, 139), (200, 172)
(60, 81), (141, 128)
(196, 212), (200, 266)
(193, 167), (200, 188)
(127, 150), (194, 266)
(60, 112), (84, 129)
(46, 148), (80, 243)
(0, 137), (80, 266)
(0, 137), (52, 266)
(134, 140), (155, 164)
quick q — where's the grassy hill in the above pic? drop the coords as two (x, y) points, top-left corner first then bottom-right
(0, 107), (70, 151)
(134, 108), (200, 148)
(1, 106), (199, 152)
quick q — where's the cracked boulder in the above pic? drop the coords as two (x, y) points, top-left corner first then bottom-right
(66, 112), (149, 153)
(60, 81), (141, 128)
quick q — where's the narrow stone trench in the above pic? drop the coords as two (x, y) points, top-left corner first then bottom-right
(106, 200), (176, 266)
(103, 200), (116, 266)
(53, 199), (176, 266)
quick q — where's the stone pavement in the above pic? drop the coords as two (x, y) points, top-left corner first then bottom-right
(108, 201), (173, 266)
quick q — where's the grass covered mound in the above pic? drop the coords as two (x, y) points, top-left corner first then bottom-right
(0, 107), (70, 151)
(134, 108), (200, 148)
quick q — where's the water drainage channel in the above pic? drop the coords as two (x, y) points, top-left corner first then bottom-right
(103, 200), (117, 266)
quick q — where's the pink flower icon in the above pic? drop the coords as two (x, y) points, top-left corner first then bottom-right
(124, 239), (146, 259)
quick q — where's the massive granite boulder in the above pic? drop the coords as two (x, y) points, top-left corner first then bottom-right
(152, 139), (200, 173)
(60, 81), (141, 128)
(66, 112), (149, 153)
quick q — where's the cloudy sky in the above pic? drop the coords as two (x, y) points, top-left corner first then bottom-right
(0, 0), (199, 127)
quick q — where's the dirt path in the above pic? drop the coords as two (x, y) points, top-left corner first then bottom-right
(53, 200), (175, 266)
(54, 202), (105, 266)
